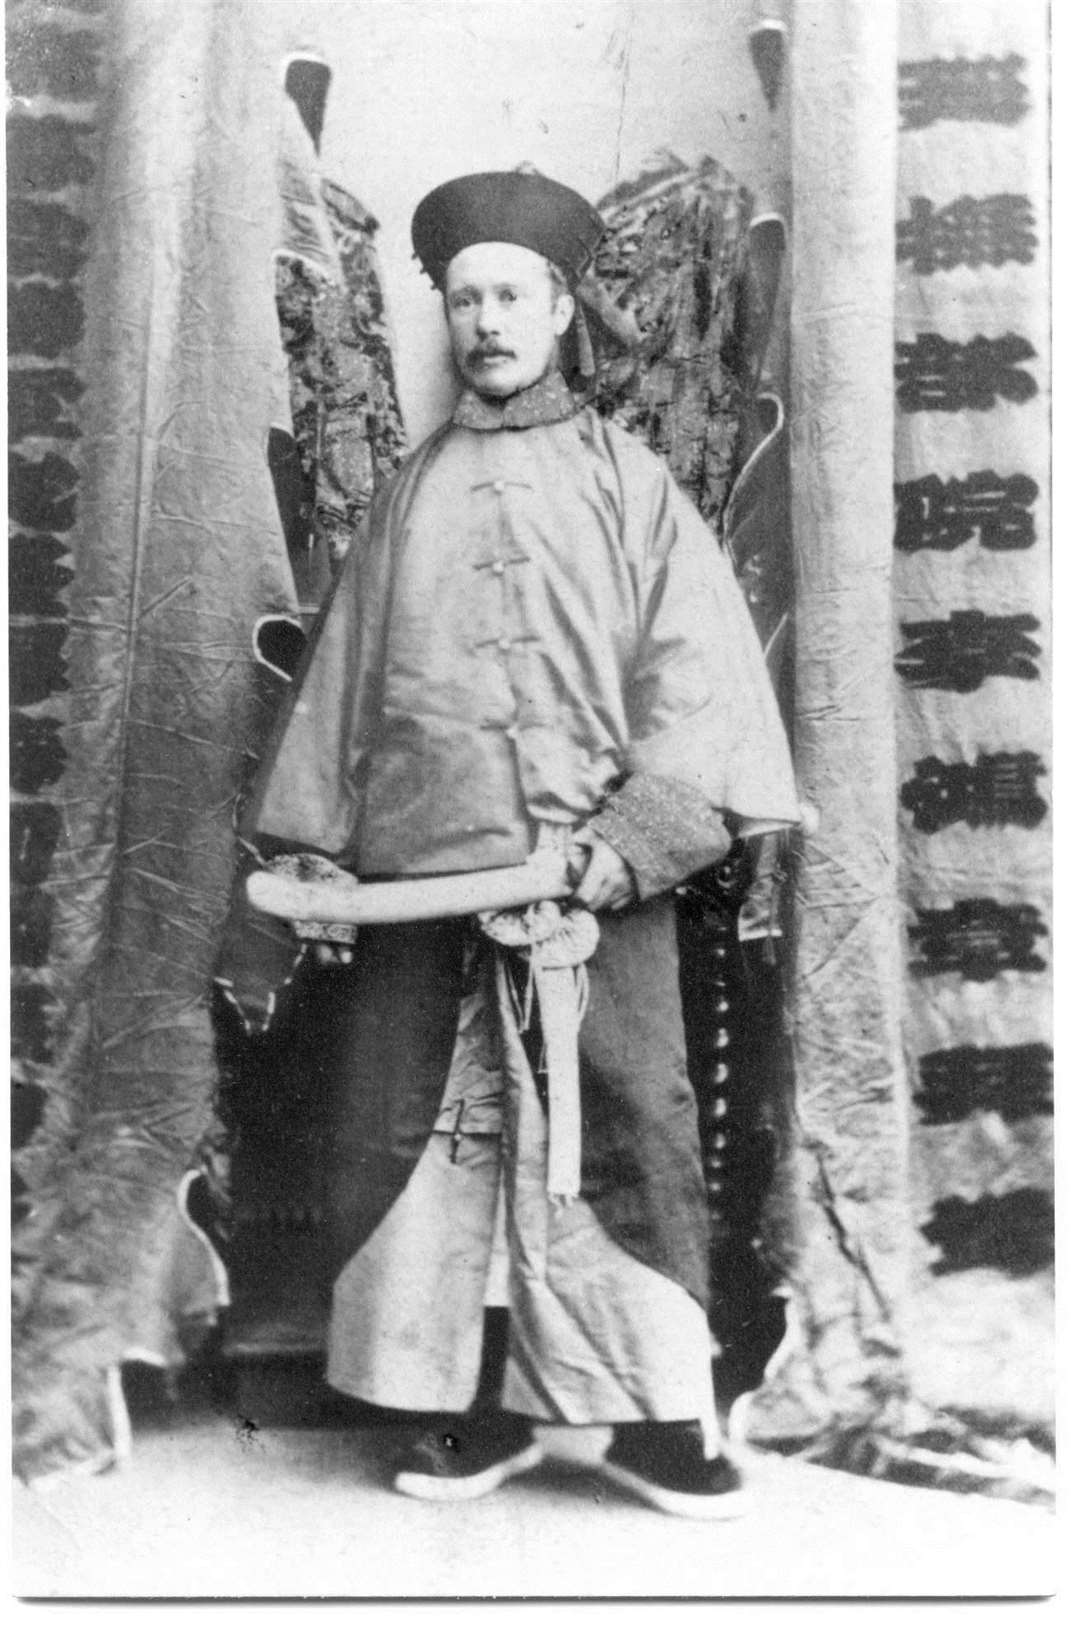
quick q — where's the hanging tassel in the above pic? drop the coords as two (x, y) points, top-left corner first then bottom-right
(534, 964), (584, 1204)
(480, 890), (599, 1206)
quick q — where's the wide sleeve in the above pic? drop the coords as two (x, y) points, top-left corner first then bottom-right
(591, 439), (799, 895)
(239, 480), (397, 863)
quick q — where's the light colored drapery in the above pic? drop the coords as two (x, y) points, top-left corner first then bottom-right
(746, 0), (1052, 1480)
(743, 0), (913, 1450)
(11, 0), (1051, 1486)
(13, 0), (322, 1479)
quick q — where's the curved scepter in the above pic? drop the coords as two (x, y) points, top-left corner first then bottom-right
(245, 849), (575, 928)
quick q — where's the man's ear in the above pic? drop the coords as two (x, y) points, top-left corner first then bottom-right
(553, 292), (575, 338)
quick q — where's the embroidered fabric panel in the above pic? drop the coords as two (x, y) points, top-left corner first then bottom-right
(274, 180), (408, 575)
(589, 153), (754, 535)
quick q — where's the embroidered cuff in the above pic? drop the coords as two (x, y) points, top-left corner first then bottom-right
(590, 772), (732, 899)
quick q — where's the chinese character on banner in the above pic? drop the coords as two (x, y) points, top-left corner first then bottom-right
(895, 333), (1038, 413)
(897, 194), (1037, 274)
(895, 610), (1041, 692)
(900, 751), (1047, 834)
(908, 898), (1048, 981)
(894, 470), (1038, 553)
(914, 1043), (1053, 1125)
(899, 54), (1030, 131)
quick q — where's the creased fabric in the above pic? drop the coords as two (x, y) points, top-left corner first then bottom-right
(320, 898), (714, 1315)
(743, 0), (912, 1451)
(325, 899), (717, 1434)
(11, 0), (319, 1481)
(892, 0), (1052, 1432)
(499, 986), (718, 1442)
(242, 395), (799, 875)
(744, 0), (1052, 1465)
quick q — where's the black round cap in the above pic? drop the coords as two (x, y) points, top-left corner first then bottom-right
(411, 170), (604, 290)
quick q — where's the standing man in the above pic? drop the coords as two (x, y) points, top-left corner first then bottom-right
(243, 170), (799, 1518)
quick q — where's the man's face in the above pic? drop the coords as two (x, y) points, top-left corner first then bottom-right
(444, 241), (575, 399)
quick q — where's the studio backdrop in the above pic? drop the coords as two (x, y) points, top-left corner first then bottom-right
(9, 0), (1051, 1490)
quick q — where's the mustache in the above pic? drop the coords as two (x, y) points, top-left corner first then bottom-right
(467, 345), (516, 365)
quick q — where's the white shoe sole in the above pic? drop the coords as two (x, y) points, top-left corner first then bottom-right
(727, 1295), (800, 1447)
(597, 1458), (750, 1521)
(394, 1441), (545, 1502)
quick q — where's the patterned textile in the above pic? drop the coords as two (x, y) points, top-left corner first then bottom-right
(452, 372), (579, 430)
(589, 153), (755, 535)
(275, 181), (408, 569)
(215, 191), (408, 1023)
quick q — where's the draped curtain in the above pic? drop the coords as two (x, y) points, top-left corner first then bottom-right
(745, 0), (1052, 1493)
(12, 0), (317, 1479)
(741, 0), (913, 1454)
(891, 0), (1052, 1447)
(10, 0), (1052, 1489)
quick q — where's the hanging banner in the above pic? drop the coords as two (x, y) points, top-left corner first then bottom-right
(893, 0), (1052, 1429)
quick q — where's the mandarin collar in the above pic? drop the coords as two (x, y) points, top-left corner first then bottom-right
(451, 371), (578, 431)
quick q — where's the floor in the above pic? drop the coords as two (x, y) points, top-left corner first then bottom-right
(12, 1382), (1058, 1601)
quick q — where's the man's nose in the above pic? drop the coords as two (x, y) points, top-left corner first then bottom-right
(475, 297), (501, 336)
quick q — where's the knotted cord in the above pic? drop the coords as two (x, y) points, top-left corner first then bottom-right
(480, 897), (599, 1204)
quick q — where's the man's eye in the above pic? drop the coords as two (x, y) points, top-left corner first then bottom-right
(499, 290), (518, 303)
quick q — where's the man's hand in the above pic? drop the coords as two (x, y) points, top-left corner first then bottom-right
(569, 831), (637, 913)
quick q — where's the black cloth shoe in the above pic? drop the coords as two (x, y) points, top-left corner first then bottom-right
(600, 1421), (749, 1520)
(393, 1412), (543, 1502)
